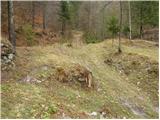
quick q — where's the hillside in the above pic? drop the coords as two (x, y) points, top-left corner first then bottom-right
(1, 39), (159, 119)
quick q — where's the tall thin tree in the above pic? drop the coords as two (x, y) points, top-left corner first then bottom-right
(140, 2), (143, 39)
(86, 1), (91, 33)
(118, 0), (122, 53)
(128, 1), (132, 40)
(59, 1), (70, 36)
(32, 1), (35, 29)
(43, 2), (46, 30)
(8, 0), (16, 53)
(99, 2), (112, 40)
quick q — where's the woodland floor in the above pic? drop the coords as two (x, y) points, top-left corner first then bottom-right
(1, 34), (159, 118)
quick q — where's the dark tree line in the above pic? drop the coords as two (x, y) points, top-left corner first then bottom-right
(4, 1), (159, 53)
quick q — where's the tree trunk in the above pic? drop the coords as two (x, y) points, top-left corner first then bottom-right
(101, 10), (105, 40)
(61, 20), (65, 36)
(112, 34), (114, 47)
(118, 0), (122, 53)
(87, 2), (91, 33)
(43, 2), (46, 30)
(75, 11), (79, 28)
(32, 1), (35, 29)
(128, 1), (132, 40)
(8, 0), (16, 53)
(140, 3), (143, 39)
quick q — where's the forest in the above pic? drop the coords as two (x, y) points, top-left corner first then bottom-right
(1, 0), (159, 119)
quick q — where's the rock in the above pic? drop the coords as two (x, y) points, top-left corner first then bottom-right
(90, 112), (97, 116)
(6, 59), (11, 63)
(19, 75), (41, 83)
(137, 81), (140, 85)
(100, 112), (107, 119)
(3, 56), (7, 60)
(61, 113), (72, 119)
(8, 53), (14, 59)
(36, 80), (42, 83)
(97, 88), (102, 92)
(1, 38), (15, 71)
(78, 78), (86, 82)
(102, 112), (106, 116)
(100, 114), (104, 119)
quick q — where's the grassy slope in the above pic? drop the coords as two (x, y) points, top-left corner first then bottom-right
(1, 39), (159, 118)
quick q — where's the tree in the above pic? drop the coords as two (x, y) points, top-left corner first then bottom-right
(107, 16), (119, 46)
(139, 2), (143, 39)
(131, 1), (158, 39)
(128, 1), (132, 40)
(68, 1), (81, 29)
(123, 25), (130, 39)
(59, 1), (70, 36)
(99, 2), (112, 40)
(118, 0), (122, 53)
(8, 0), (16, 53)
(32, 1), (35, 29)
(43, 2), (47, 30)
(87, 2), (91, 33)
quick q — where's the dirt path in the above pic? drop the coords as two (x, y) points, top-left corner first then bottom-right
(71, 31), (84, 48)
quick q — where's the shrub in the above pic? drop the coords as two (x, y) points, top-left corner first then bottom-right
(107, 16), (119, 38)
(84, 32), (100, 44)
(22, 24), (35, 46)
(123, 25), (130, 38)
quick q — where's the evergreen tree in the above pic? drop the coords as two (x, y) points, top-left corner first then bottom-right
(123, 25), (130, 39)
(131, 1), (159, 39)
(59, 1), (70, 35)
(68, 1), (81, 29)
(107, 16), (119, 46)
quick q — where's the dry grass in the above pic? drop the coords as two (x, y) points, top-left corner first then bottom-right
(1, 39), (159, 118)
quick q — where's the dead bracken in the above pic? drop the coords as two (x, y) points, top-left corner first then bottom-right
(53, 64), (94, 88)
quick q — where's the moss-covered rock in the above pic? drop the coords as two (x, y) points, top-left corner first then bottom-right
(1, 38), (15, 71)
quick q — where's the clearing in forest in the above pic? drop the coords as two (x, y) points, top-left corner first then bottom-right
(1, 39), (159, 119)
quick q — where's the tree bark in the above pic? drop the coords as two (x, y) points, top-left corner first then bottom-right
(128, 1), (132, 40)
(101, 10), (105, 40)
(61, 20), (65, 36)
(8, 0), (16, 53)
(140, 3), (143, 39)
(43, 2), (46, 30)
(87, 1), (91, 33)
(118, 0), (122, 53)
(32, 1), (35, 29)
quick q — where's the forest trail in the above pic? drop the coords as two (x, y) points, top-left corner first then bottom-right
(1, 39), (159, 119)
(71, 31), (84, 47)
(2, 0), (159, 119)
